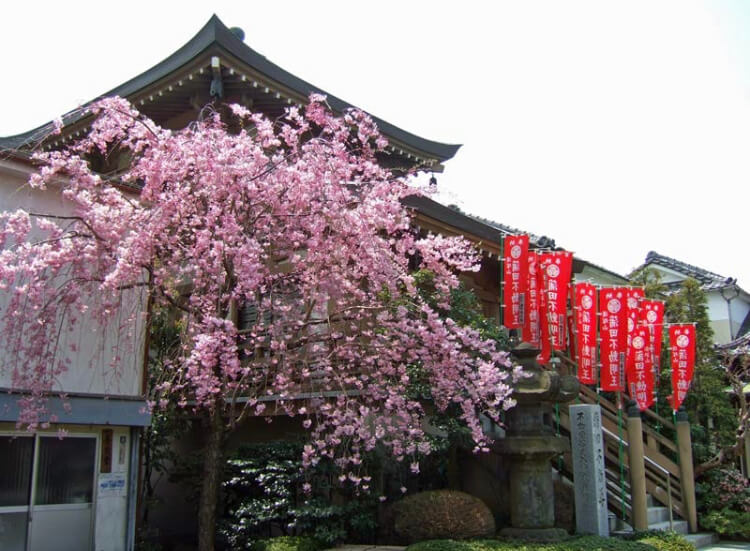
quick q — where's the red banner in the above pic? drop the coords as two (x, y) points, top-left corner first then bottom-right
(627, 326), (654, 410)
(574, 282), (597, 384)
(599, 287), (628, 391)
(538, 254), (551, 365)
(640, 300), (664, 377)
(523, 251), (541, 347)
(538, 251), (573, 351)
(503, 235), (529, 329)
(670, 324), (696, 411)
(625, 288), (645, 381)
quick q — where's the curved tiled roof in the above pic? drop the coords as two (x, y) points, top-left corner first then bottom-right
(0, 15), (461, 164)
(642, 251), (727, 285)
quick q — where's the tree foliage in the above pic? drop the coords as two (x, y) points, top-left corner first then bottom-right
(664, 278), (736, 459)
(628, 268), (737, 467)
(0, 96), (521, 549)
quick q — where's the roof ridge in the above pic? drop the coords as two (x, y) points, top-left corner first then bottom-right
(644, 250), (726, 283)
(463, 212), (556, 248)
(0, 15), (461, 163)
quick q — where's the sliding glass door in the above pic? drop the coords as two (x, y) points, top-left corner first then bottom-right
(0, 434), (97, 551)
(0, 436), (34, 550)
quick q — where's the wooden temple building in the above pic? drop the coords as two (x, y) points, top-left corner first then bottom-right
(0, 14), (696, 550)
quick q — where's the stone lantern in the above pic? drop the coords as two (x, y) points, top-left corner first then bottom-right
(496, 343), (579, 540)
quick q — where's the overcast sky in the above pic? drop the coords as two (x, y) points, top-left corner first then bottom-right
(2, 1), (750, 287)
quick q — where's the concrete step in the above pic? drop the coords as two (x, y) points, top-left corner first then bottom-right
(683, 533), (719, 549)
(647, 506), (671, 525)
(649, 519), (689, 534)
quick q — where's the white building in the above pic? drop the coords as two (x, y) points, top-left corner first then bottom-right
(0, 144), (150, 551)
(635, 251), (750, 345)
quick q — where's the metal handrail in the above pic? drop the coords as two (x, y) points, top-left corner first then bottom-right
(602, 427), (674, 531)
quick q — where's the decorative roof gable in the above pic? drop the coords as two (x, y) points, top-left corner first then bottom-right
(0, 15), (460, 170)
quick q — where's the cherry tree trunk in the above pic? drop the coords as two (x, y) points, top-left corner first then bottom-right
(197, 406), (225, 551)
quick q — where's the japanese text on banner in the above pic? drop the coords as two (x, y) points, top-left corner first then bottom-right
(538, 251), (573, 351)
(599, 287), (627, 391)
(575, 282), (597, 384)
(670, 324), (695, 411)
(502, 235), (529, 329)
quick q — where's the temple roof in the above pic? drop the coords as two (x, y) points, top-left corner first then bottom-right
(640, 250), (727, 286)
(0, 15), (460, 169)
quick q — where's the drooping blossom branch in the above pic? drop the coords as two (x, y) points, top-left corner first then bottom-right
(0, 94), (522, 474)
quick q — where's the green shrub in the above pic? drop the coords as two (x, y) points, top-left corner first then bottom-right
(634, 531), (695, 551)
(696, 468), (750, 513)
(404, 534), (692, 551)
(406, 540), (480, 551)
(217, 441), (379, 548)
(567, 536), (660, 551)
(249, 536), (324, 551)
(393, 491), (495, 543)
(700, 508), (750, 539)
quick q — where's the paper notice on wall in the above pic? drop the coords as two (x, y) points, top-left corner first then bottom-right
(98, 472), (127, 498)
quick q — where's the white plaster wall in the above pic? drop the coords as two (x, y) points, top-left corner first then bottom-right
(707, 292), (728, 323)
(575, 265), (629, 286)
(0, 161), (145, 398)
(649, 265), (686, 285)
(706, 291), (750, 344)
(731, 296), (750, 338)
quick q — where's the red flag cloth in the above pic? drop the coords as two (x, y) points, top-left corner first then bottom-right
(503, 235), (529, 329)
(523, 251), (541, 346)
(670, 324), (696, 411)
(537, 254), (551, 365)
(640, 300), (665, 376)
(625, 288), (645, 384)
(538, 251), (573, 351)
(627, 326), (654, 410)
(599, 287), (628, 391)
(574, 282), (597, 384)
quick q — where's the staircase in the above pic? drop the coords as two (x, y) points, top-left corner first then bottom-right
(556, 383), (693, 533)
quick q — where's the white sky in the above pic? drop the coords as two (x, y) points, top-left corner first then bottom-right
(2, 1), (750, 287)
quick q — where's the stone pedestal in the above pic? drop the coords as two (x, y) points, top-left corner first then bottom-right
(496, 344), (578, 541)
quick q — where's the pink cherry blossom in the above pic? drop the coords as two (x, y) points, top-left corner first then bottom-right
(0, 95), (522, 474)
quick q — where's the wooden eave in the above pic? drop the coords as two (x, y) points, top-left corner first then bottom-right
(406, 195), (504, 257)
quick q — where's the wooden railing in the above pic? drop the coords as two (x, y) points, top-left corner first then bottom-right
(556, 383), (693, 529)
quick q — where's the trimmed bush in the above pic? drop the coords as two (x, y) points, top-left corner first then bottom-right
(393, 491), (496, 543)
(250, 536), (324, 551)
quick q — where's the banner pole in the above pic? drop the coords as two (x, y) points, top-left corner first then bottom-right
(499, 235), (504, 326)
(617, 390), (627, 520)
